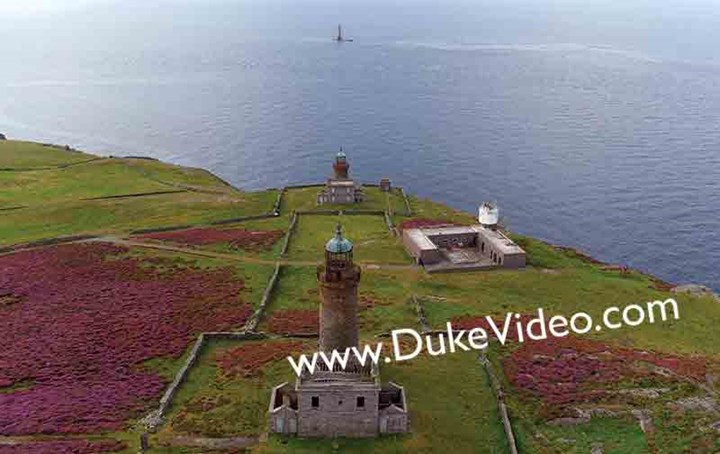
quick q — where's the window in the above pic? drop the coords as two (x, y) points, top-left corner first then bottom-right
(357, 396), (365, 408)
(311, 396), (319, 408)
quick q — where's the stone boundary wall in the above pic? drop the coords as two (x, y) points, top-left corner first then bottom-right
(271, 188), (285, 214)
(141, 331), (268, 432)
(295, 209), (339, 215)
(0, 234), (99, 255)
(0, 205), (26, 212)
(410, 295), (431, 334)
(204, 331), (268, 342)
(209, 213), (278, 226)
(280, 212), (299, 257)
(244, 262), (282, 332)
(129, 213), (278, 235)
(479, 353), (519, 454)
(275, 332), (319, 339)
(295, 209), (386, 216)
(81, 190), (186, 201)
(398, 187), (413, 216)
(283, 183), (325, 190)
(0, 156), (102, 172)
(384, 211), (398, 236)
(129, 224), (195, 235)
(155, 333), (206, 420)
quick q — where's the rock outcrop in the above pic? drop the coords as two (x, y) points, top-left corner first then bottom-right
(672, 284), (720, 302)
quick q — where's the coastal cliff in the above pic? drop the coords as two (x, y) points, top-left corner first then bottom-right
(0, 139), (718, 453)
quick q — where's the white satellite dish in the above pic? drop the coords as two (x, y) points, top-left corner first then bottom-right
(478, 202), (499, 227)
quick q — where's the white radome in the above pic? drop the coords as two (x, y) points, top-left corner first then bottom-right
(478, 202), (499, 226)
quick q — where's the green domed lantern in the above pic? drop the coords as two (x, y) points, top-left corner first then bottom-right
(325, 223), (353, 269)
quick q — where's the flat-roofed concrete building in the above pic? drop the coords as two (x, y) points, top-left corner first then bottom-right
(476, 225), (526, 268)
(402, 204), (526, 272)
(403, 228), (443, 265)
(269, 225), (408, 438)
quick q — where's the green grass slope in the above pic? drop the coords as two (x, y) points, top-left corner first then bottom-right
(0, 140), (95, 169)
(1, 141), (718, 454)
(0, 140), (277, 246)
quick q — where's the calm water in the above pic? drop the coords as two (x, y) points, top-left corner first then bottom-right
(0, 0), (718, 290)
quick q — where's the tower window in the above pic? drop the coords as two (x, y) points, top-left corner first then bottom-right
(356, 396), (365, 408)
(311, 396), (319, 408)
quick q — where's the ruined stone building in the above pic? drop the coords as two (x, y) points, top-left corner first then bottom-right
(317, 151), (364, 205)
(402, 202), (526, 272)
(269, 224), (408, 437)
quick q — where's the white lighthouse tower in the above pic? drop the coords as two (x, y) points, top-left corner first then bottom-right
(478, 202), (499, 230)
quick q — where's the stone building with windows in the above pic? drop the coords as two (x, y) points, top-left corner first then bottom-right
(317, 151), (364, 205)
(268, 224), (408, 437)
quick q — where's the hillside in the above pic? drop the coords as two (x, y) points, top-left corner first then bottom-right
(0, 140), (718, 453)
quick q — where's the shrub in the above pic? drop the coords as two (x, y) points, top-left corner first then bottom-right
(216, 341), (306, 378)
(0, 243), (252, 435)
(503, 336), (708, 417)
(0, 439), (126, 454)
(136, 227), (284, 251)
(399, 218), (458, 230)
(266, 310), (319, 335)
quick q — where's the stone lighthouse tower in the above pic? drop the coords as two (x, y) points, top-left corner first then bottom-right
(317, 223), (361, 353)
(268, 224), (409, 438)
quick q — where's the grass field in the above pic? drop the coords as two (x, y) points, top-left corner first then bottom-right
(0, 140), (278, 246)
(0, 159), (169, 207)
(0, 140), (95, 169)
(287, 213), (410, 264)
(131, 217), (289, 261)
(0, 190), (278, 246)
(154, 340), (508, 454)
(122, 247), (278, 313)
(1, 140), (719, 454)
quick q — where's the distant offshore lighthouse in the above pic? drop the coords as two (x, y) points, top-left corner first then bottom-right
(335, 24), (353, 42)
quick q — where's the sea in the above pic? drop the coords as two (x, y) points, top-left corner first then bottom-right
(0, 0), (718, 290)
